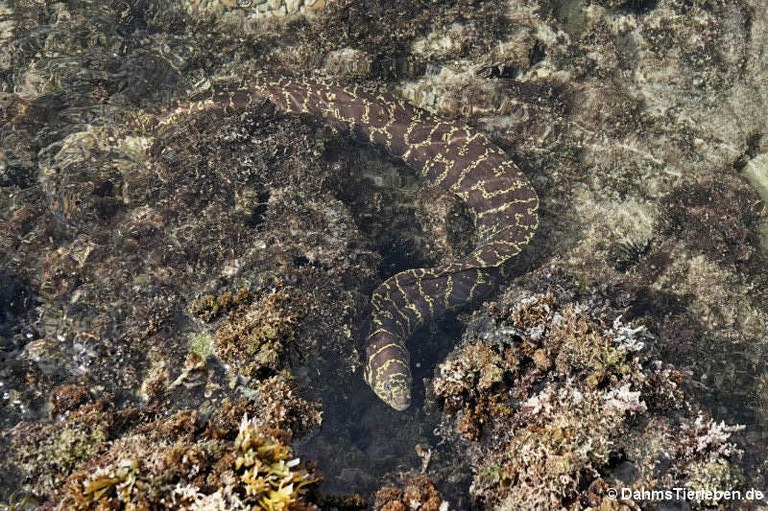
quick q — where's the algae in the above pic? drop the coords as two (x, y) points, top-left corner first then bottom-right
(0, 0), (766, 507)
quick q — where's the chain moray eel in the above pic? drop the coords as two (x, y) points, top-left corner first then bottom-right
(161, 79), (539, 410)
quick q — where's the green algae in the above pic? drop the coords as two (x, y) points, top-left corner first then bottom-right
(189, 331), (215, 360)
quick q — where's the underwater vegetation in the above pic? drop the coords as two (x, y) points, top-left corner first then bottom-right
(432, 293), (747, 509)
(3, 376), (321, 509)
(1, 0), (767, 507)
(191, 286), (307, 379)
(372, 476), (445, 511)
(54, 416), (319, 510)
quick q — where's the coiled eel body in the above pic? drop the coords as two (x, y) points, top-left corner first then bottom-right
(165, 79), (539, 410)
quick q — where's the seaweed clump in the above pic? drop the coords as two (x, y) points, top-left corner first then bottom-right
(372, 476), (444, 511)
(235, 421), (317, 510)
(194, 285), (307, 379)
(54, 416), (318, 510)
(432, 293), (745, 509)
(3, 396), (140, 502)
(37, 376), (322, 509)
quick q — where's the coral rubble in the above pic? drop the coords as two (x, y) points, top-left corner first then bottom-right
(432, 293), (746, 509)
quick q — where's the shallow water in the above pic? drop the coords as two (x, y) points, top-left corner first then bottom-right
(1, 0), (767, 508)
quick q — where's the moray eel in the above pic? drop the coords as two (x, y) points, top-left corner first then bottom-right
(163, 79), (539, 410)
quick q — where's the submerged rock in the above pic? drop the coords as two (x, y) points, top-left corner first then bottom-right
(0, 0), (766, 506)
(431, 292), (745, 510)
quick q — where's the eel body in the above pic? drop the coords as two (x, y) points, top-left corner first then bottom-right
(167, 80), (539, 410)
